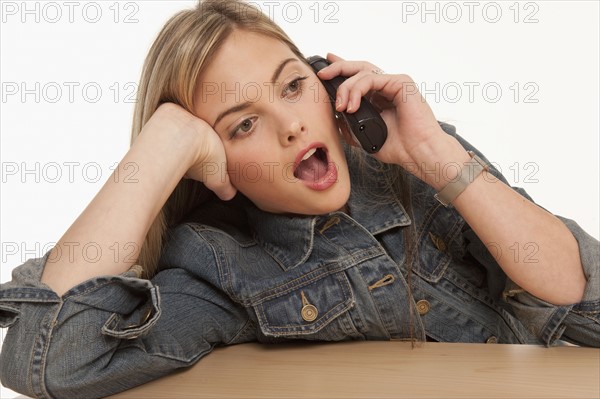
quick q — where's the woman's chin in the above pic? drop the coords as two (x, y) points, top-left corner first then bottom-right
(292, 186), (352, 216)
(250, 187), (350, 216)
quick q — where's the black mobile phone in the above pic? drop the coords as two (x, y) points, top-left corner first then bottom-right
(307, 55), (387, 154)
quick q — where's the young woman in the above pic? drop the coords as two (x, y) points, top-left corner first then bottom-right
(1, 0), (598, 398)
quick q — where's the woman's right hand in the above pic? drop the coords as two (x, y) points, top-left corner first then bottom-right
(142, 103), (237, 201)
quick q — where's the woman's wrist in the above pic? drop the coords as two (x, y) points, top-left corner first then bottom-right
(139, 114), (206, 178)
(400, 133), (472, 191)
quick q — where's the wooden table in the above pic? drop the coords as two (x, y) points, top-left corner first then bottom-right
(109, 341), (600, 398)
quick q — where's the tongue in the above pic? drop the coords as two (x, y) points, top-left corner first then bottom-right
(296, 154), (328, 182)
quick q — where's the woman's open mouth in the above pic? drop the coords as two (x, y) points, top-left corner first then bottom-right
(293, 143), (338, 191)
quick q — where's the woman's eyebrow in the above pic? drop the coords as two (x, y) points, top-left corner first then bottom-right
(270, 58), (298, 85)
(212, 58), (299, 128)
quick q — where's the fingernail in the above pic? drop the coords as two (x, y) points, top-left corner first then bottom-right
(335, 96), (343, 111)
(346, 100), (352, 112)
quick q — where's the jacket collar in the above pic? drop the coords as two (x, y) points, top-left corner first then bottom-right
(243, 148), (412, 268)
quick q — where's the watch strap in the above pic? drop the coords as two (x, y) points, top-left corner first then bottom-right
(434, 151), (489, 207)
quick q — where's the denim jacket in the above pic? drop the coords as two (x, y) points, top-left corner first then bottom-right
(1, 122), (599, 399)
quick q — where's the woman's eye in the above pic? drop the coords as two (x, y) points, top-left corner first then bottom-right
(230, 117), (257, 139)
(282, 76), (308, 99)
(240, 119), (252, 132)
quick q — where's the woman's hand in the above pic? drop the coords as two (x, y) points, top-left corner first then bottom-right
(317, 53), (468, 188)
(142, 103), (237, 200)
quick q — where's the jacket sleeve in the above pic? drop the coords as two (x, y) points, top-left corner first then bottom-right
(438, 121), (600, 347)
(502, 216), (599, 347)
(0, 224), (255, 399)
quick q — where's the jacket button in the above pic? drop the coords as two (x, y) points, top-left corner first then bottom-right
(486, 336), (498, 344)
(301, 304), (318, 322)
(300, 291), (318, 322)
(416, 300), (431, 315)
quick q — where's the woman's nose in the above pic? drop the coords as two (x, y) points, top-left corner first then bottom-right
(280, 119), (305, 146)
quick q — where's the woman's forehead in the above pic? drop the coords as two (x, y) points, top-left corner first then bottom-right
(203, 30), (297, 85)
(194, 30), (303, 119)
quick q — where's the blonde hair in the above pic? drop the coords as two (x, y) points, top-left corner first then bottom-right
(131, 0), (306, 277)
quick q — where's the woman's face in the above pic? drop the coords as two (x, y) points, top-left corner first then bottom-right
(193, 30), (351, 215)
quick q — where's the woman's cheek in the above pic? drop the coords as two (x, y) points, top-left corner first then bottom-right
(226, 151), (269, 188)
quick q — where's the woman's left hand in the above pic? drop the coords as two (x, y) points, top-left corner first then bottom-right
(317, 53), (468, 188)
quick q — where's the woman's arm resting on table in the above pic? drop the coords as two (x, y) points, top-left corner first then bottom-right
(0, 226), (253, 398)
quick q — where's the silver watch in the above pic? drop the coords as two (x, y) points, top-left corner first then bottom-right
(434, 151), (489, 207)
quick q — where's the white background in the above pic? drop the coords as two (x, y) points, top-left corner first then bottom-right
(1, 1), (598, 397)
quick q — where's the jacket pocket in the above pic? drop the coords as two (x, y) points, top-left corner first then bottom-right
(253, 271), (361, 341)
(413, 204), (466, 283)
